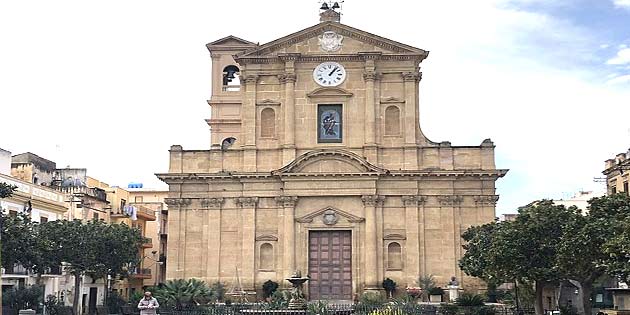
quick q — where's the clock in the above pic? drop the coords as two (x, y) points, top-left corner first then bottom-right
(313, 62), (347, 87)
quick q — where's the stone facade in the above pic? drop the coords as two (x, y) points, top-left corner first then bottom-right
(158, 10), (507, 298)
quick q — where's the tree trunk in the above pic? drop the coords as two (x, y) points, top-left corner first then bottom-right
(103, 275), (109, 309)
(578, 279), (594, 315)
(73, 273), (82, 315)
(535, 280), (545, 315)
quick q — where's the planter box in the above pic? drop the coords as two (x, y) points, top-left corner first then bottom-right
(430, 294), (442, 302)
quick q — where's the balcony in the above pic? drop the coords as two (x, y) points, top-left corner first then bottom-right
(130, 267), (151, 279)
(42, 265), (62, 276)
(56, 185), (108, 202)
(129, 204), (156, 221)
(3, 264), (28, 277)
(142, 237), (153, 248)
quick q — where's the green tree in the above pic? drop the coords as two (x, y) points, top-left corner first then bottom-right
(0, 183), (17, 308)
(89, 222), (143, 306)
(460, 200), (579, 315)
(591, 194), (630, 280)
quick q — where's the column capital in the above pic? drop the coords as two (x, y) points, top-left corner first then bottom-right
(278, 73), (297, 84)
(402, 71), (422, 82)
(363, 71), (379, 82)
(201, 197), (225, 209)
(241, 74), (259, 85)
(236, 197), (258, 208)
(362, 195), (385, 206)
(402, 195), (428, 206)
(275, 196), (298, 208)
(164, 198), (192, 207)
(473, 195), (499, 206)
(437, 195), (464, 206)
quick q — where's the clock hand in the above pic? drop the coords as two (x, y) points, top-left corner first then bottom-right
(328, 67), (339, 76)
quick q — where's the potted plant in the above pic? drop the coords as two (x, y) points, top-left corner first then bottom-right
(428, 287), (444, 302)
(382, 278), (397, 299)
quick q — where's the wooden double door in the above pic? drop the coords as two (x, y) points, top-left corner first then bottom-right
(308, 230), (352, 300)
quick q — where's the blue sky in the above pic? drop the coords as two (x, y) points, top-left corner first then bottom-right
(0, 0), (629, 214)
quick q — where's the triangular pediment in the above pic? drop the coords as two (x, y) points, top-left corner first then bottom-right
(206, 35), (258, 52)
(235, 21), (428, 59)
(272, 150), (388, 175)
(296, 206), (364, 223)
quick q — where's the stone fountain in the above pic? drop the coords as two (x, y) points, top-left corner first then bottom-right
(286, 270), (310, 310)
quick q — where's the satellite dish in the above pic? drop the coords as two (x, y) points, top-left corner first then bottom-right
(221, 137), (237, 151)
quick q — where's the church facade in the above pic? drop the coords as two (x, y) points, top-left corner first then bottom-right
(157, 9), (507, 300)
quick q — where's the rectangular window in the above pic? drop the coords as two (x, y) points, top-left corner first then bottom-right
(625, 182), (629, 196)
(134, 196), (143, 203)
(93, 213), (99, 221)
(9, 210), (18, 217)
(612, 186), (617, 194)
(40, 216), (48, 223)
(317, 104), (343, 143)
(120, 199), (126, 211)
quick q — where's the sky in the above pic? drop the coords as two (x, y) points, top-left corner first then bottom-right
(1, 0), (629, 214)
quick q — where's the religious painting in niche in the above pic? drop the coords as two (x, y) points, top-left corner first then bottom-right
(318, 104), (343, 143)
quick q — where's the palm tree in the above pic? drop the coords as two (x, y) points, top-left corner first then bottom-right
(153, 279), (212, 308)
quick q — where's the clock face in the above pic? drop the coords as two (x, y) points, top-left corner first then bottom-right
(313, 62), (346, 87)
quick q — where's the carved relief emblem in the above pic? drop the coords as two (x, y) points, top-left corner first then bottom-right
(319, 31), (343, 52)
(322, 210), (338, 225)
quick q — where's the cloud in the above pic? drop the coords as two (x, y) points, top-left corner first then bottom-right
(607, 48), (630, 65)
(613, 0), (630, 8)
(607, 74), (630, 84)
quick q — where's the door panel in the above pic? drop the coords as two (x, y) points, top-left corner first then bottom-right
(308, 230), (352, 300)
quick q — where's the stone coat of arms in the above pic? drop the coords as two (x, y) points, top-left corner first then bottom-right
(319, 31), (343, 52)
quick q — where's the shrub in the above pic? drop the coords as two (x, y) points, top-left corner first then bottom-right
(307, 300), (329, 315)
(105, 291), (126, 313)
(212, 281), (226, 302)
(263, 290), (289, 309)
(382, 278), (397, 298)
(456, 293), (485, 307)
(44, 295), (66, 315)
(2, 285), (43, 310)
(359, 291), (386, 306)
(440, 304), (460, 315)
(262, 280), (279, 299)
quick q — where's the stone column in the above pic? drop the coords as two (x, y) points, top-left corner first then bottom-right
(279, 54), (299, 165)
(402, 72), (421, 170)
(402, 195), (426, 287)
(241, 74), (258, 172)
(276, 196), (298, 278)
(362, 195), (384, 290)
(201, 198), (224, 282)
(236, 197), (258, 290)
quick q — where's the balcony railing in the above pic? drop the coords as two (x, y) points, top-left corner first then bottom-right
(3, 264), (28, 275)
(56, 185), (108, 202)
(142, 237), (153, 248)
(130, 267), (151, 279)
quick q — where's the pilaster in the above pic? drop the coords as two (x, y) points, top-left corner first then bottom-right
(402, 195), (426, 286)
(241, 74), (259, 172)
(276, 196), (298, 279)
(362, 195), (384, 290)
(279, 54), (299, 165)
(402, 72), (421, 170)
(236, 197), (258, 290)
(363, 54), (378, 163)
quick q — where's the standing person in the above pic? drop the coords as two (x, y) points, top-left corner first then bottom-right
(138, 291), (159, 315)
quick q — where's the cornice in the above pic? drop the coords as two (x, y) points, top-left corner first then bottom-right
(295, 206), (364, 223)
(256, 99), (281, 106)
(156, 169), (509, 182)
(256, 234), (278, 241)
(384, 233), (406, 240)
(164, 198), (192, 207)
(236, 54), (426, 65)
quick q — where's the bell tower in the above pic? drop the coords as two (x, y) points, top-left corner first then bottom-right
(206, 36), (257, 148)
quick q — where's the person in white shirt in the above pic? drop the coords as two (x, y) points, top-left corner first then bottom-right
(137, 291), (159, 315)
